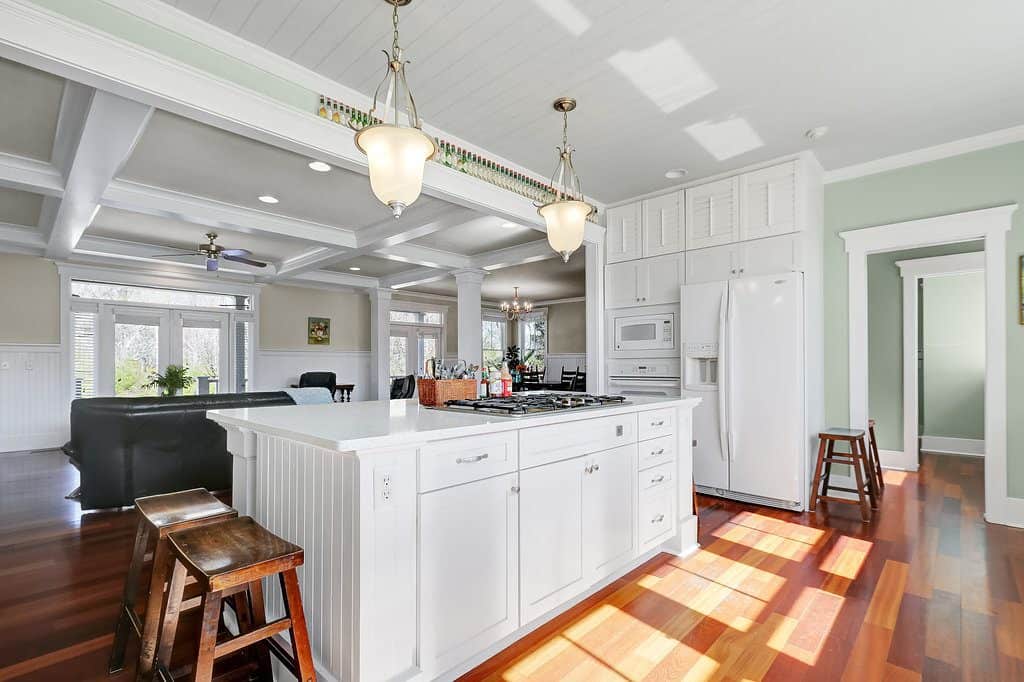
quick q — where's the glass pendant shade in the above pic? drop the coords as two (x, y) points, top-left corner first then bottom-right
(540, 200), (589, 263)
(355, 124), (436, 218)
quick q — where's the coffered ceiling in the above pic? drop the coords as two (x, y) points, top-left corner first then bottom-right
(157, 0), (1024, 202)
(411, 251), (586, 302)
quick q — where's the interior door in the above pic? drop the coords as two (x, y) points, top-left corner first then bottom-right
(519, 455), (587, 624)
(726, 273), (803, 503)
(583, 445), (636, 581)
(177, 312), (229, 394)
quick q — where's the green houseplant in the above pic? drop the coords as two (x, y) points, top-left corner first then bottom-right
(145, 364), (194, 397)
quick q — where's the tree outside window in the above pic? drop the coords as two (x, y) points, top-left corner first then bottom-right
(482, 318), (506, 370)
(519, 312), (547, 369)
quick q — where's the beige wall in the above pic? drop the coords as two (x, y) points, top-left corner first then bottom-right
(0, 253), (59, 344)
(259, 284), (370, 351)
(547, 301), (586, 354)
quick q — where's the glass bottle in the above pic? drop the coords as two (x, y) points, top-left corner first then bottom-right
(318, 95), (328, 118)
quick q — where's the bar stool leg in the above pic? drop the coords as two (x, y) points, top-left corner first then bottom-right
(193, 591), (223, 682)
(153, 559), (188, 680)
(809, 438), (827, 511)
(850, 439), (871, 522)
(857, 436), (878, 510)
(822, 440), (836, 492)
(237, 584), (272, 681)
(109, 522), (149, 673)
(280, 569), (316, 682)
(137, 538), (173, 676)
(869, 424), (885, 491)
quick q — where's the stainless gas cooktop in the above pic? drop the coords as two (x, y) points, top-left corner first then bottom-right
(430, 393), (629, 418)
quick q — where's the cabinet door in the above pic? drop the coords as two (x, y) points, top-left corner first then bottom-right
(584, 445), (636, 580)
(642, 253), (684, 306)
(642, 192), (683, 257)
(520, 456), (587, 623)
(606, 202), (643, 263)
(685, 177), (739, 250)
(738, 233), (802, 278)
(605, 260), (641, 308)
(419, 472), (519, 674)
(685, 244), (737, 284)
(739, 161), (798, 241)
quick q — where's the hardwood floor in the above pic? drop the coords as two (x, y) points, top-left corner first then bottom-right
(0, 451), (1021, 681)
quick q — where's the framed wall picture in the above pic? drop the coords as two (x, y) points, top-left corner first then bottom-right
(308, 317), (331, 345)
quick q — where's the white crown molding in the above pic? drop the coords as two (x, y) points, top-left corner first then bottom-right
(824, 124), (1024, 184)
(0, 152), (65, 196)
(534, 296), (586, 306)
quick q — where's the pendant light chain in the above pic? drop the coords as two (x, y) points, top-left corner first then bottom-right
(392, 1), (401, 57)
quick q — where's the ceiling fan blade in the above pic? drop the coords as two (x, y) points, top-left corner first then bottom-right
(220, 248), (252, 257)
(151, 252), (201, 258)
(206, 258), (219, 272)
(222, 254), (268, 268)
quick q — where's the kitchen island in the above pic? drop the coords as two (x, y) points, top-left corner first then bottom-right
(209, 395), (700, 682)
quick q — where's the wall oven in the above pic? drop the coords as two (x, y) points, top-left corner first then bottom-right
(608, 306), (676, 357)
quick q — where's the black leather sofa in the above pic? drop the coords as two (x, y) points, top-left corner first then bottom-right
(65, 391), (295, 510)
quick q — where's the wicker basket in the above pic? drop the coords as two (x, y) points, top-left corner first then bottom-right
(417, 378), (478, 407)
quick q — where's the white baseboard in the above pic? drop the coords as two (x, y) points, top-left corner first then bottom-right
(0, 431), (67, 454)
(920, 436), (984, 457)
(878, 449), (918, 472)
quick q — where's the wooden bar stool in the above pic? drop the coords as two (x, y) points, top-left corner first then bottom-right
(153, 516), (316, 682)
(809, 428), (877, 522)
(108, 488), (236, 676)
(868, 419), (886, 493)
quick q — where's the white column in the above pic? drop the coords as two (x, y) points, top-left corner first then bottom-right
(368, 287), (393, 400)
(585, 239), (606, 394)
(452, 269), (487, 367)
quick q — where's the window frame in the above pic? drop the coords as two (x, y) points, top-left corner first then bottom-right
(516, 308), (549, 369)
(481, 312), (508, 370)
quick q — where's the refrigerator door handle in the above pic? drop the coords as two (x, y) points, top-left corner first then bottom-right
(717, 287), (730, 461)
(727, 284), (738, 462)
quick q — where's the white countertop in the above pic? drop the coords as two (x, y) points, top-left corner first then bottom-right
(208, 396), (700, 452)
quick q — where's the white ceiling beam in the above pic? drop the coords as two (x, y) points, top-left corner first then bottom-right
(74, 234), (278, 276)
(380, 267), (454, 290)
(45, 89), (154, 259)
(471, 239), (558, 270)
(38, 81), (94, 240)
(0, 152), (64, 196)
(0, 222), (46, 252)
(101, 180), (358, 249)
(372, 243), (472, 270)
(290, 269), (381, 290)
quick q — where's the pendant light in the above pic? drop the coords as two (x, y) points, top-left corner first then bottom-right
(351, 0), (437, 219)
(500, 286), (534, 321)
(538, 97), (593, 262)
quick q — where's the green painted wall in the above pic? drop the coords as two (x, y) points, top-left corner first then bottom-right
(866, 242), (983, 451)
(825, 141), (1024, 497)
(922, 271), (986, 440)
(31, 0), (314, 110)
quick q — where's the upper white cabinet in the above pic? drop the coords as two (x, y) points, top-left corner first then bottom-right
(642, 192), (683, 257)
(606, 202), (643, 263)
(685, 233), (803, 284)
(685, 177), (740, 250)
(739, 161), (798, 241)
(605, 252), (683, 308)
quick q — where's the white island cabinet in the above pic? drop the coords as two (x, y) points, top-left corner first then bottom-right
(209, 396), (699, 682)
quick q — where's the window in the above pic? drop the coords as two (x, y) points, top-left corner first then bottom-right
(389, 305), (445, 379)
(482, 317), (506, 370)
(390, 309), (443, 324)
(71, 280), (248, 309)
(519, 311), (548, 369)
(72, 310), (97, 399)
(234, 320), (251, 392)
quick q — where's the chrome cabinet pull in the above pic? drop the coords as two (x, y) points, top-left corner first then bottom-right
(650, 448), (665, 456)
(456, 453), (489, 464)
(511, 486), (520, 494)
(584, 464), (592, 474)
(651, 475), (665, 484)
(651, 514), (665, 523)
(593, 464), (600, 472)
(651, 420), (665, 427)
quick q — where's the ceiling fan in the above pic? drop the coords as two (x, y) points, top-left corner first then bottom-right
(153, 232), (268, 272)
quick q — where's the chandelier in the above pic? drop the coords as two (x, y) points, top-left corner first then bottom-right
(350, 0), (437, 219)
(538, 97), (593, 262)
(500, 286), (534, 321)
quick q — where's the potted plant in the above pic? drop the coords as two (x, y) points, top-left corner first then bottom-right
(146, 364), (194, 397)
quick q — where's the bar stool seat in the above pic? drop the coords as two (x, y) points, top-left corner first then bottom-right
(809, 428), (878, 522)
(109, 489), (236, 676)
(154, 516), (316, 682)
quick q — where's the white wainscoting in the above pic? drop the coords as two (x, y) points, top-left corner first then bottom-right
(544, 353), (587, 385)
(254, 349), (372, 401)
(921, 436), (985, 457)
(0, 344), (68, 453)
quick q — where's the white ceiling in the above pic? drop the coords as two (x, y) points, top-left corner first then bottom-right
(323, 254), (416, 277)
(158, 0), (1024, 202)
(0, 58), (63, 162)
(0, 187), (43, 228)
(408, 217), (540, 256)
(409, 251), (586, 302)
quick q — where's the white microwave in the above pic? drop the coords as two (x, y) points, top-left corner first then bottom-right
(612, 311), (676, 352)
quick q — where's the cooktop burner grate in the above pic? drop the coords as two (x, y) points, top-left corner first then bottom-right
(439, 393), (628, 416)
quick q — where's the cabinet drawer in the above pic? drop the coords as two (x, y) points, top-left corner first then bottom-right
(638, 407), (676, 441)
(638, 434), (675, 471)
(520, 413), (637, 469)
(638, 461), (674, 494)
(419, 432), (517, 492)
(639, 490), (676, 547)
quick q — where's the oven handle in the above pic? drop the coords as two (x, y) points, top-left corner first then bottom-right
(608, 379), (681, 388)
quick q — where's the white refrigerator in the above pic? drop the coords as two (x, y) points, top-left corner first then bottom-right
(681, 272), (805, 509)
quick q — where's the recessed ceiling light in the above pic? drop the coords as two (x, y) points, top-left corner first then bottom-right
(805, 126), (829, 141)
(258, 195), (279, 204)
(349, 266), (361, 271)
(665, 168), (688, 179)
(308, 161), (331, 172)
